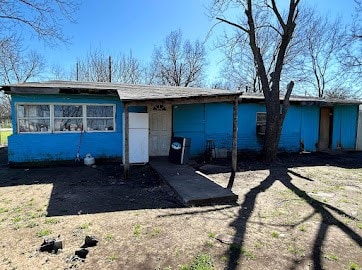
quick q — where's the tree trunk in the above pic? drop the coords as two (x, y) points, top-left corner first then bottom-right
(263, 81), (294, 162)
(263, 114), (282, 162)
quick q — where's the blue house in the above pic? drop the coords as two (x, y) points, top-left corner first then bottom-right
(2, 81), (240, 166)
(1, 81), (361, 165)
(174, 95), (361, 154)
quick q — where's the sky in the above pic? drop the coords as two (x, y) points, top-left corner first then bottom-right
(32, 0), (357, 85)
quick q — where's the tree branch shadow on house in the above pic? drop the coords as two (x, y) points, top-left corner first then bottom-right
(225, 164), (362, 270)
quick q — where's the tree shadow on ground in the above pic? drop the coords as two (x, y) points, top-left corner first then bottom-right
(0, 163), (183, 216)
(198, 151), (362, 175)
(226, 164), (362, 270)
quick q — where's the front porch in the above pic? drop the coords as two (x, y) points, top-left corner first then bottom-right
(150, 158), (238, 206)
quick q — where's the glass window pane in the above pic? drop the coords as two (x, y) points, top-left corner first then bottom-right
(18, 105), (50, 118)
(54, 118), (83, 131)
(18, 105), (25, 118)
(257, 112), (266, 124)
(54, 105), (83, 117)
(19, 119), (50, 133)
(87, 105), (113, 117)
(87, 119), (114, 131)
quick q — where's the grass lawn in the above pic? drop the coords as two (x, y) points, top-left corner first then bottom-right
(0, 129), (12, 145)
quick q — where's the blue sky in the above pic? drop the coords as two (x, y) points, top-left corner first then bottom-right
(36, 0), (357, 84)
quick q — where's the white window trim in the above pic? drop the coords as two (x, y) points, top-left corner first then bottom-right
(85, 104), (116, 133)
(15, 103), (116, 134)
(16, 103), (51, 134)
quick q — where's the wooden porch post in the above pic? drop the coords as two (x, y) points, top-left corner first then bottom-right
(124, 103), (130, 179)
(231, 97), (238, 173)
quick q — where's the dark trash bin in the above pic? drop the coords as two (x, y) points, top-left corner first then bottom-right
(169, 137), (191, 164)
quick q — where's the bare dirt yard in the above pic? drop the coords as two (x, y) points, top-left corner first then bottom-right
(0, 148), (361, 270)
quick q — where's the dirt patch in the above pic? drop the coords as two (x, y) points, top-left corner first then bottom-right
(0, 151), (361, 269)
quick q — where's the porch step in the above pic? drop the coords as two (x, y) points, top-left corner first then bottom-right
(150, 159), (238, 206)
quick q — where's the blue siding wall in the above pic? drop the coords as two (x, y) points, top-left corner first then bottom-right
(205, 103), (233, 148)
(8, 94), (123, 163)
(173, 103), (311, 156)
(237, 103), (265, 151)
(332, 105), (358, 150)
(237, 104), (306, 152)
(279, 106), (301, 151)
(300, 106), (320, 151)
(173, 104), (205, 156)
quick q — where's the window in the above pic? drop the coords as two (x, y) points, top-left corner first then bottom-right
(17, 105), (50, 133)
(153, 104), (167, 111)
(17, 103), (115, 133)
(54, 105), (83, 132)
(256, 112), (266, 135)
(86, 105), (114, 131)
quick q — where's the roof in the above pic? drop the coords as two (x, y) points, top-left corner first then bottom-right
(241, 92), (362, 106)
(1, 81), (242, 105)
(1, 81), (361, 106)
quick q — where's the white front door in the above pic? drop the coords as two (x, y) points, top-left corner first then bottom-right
(148, 104), (172, 156)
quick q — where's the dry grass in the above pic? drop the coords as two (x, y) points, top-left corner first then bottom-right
(0, 153), (361, 269)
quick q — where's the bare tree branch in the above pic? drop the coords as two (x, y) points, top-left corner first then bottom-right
(211, 0), (301, 162)
(0, 36), (44, 84)
(216, 17), (250, 33)
(270, 0), (286, 29)
(150, 29), (206, 87)
(0, 0), (79, 43)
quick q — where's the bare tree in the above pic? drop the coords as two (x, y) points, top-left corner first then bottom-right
(150, 29), (207, 87)
(219, 35), (260, 92)
(210, 79), (232, 90)
(51, 63), (72, 81)
(0, 0), (78, 120)
(71, 47), (144, 84)
(0, 0), (78, 43)
(218, 18), (275, 93)
(113, 51), (144, 84)
(0, 37), (45, 122)
(0, 37), (45, 84)
(218, 2), (307, 95)
(212, 0), (301, 161)
(0, 90), (11, 119)
(341, 0), (362, 89)
(301, 12), (348, 98)
(75, 47), (110, 82)
(352, 0), (362, 39)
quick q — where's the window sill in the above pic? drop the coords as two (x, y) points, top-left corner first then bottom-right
(18, 130), (116, 134)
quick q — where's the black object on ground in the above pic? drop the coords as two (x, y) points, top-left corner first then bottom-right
(81, 235), (98, 248)
(75, 248), (89, 259)
(39, 238), (63, 253)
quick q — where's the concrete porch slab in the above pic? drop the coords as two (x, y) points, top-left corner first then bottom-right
(150, 159), (238, 206)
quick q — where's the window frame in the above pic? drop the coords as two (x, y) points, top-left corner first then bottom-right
(256, 112), (267, 135)
(17, 103), (51, 134)
(15, 102), (116, 134)
(85, 104), (116, 132)
(53, 104), (85, 133)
